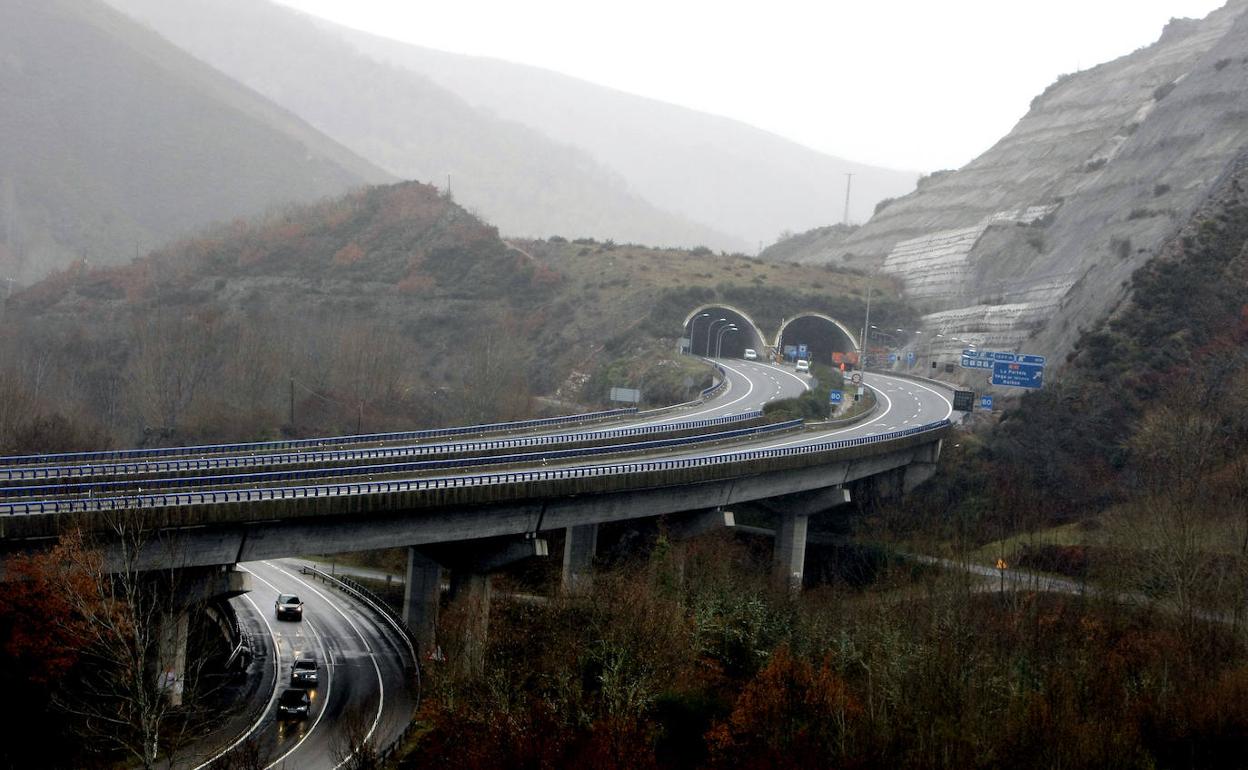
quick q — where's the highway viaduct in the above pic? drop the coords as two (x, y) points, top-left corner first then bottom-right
(0, 357), (954, 681)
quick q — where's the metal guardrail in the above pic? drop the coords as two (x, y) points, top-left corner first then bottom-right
(299, 565), (421, 767)
(1, 410), (764, 482)
(1, 418), (798, 500)
(0, 419), (950, 515)
(0, 407), (640, 469)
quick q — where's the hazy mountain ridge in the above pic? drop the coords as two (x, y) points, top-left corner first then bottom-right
(323, 24), (920, 247)
(103, 0), (744, 252)
(0, 0), (390, 284)
(762, 0), (1248, 364)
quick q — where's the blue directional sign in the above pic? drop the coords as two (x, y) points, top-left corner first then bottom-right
(888, 353), (897, 365)
(829, 390), (844, 404)
(798, 343), (808, 358)
(906, 351), (915, 365)
(1019, 354), (1046, 365)
(980, 395), (994, 409)
(991, 361), (1044, 388)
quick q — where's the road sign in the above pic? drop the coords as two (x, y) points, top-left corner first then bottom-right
(609, 387), (641, 404)
(888, 353), (897, 365)
(906, 351), (915, 365)
(980, 395), (994, 410)
(961, 356), (993, 370)
(991, 361), (1044, 388)
(828, 390), (844, 404)
(952, 390), (975, 411)
(850, 372), (862, 385)
(798, 343), (808, 358)
(783, 345), (796, 360)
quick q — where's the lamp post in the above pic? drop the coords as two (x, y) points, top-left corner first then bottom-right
(858, 280), (873, 374)
(715, 325), (738, 358)
(705, 317), (728, 356)
(926, 332), (944, 370)
(688, 312), (710, 355)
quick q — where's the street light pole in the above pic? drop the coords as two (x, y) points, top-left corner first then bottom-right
(715, 325), (738, 358)
(705, 317), (727, 356)
(927, 332), (944, 370)
(688, 312), (710, 355)
(859, 279), (873, 374)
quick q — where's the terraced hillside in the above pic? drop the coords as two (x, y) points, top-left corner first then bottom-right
(764, 1), (1248, 366)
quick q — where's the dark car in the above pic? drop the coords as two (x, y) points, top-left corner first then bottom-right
(275, 594), (303, 621)
(291, 653), (319, 687)
(277, 688), (311, 720)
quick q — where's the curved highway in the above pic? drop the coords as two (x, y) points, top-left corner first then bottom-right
(187, 560), (415, 770)
(0, 357), (954, 769)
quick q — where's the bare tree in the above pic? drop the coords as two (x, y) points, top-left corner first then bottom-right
(125, 311), (224, 438)
(51, 517), (227, 769)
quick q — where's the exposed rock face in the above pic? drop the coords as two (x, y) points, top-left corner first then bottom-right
(765, 1), (1248, 368)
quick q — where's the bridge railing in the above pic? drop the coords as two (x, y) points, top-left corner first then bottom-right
(1, 417), (798, 499)
(1, 410), (764, 482)
(298, 565), (421, 764)
(0, 407), (640, 469)
(0, 419), (949, 515)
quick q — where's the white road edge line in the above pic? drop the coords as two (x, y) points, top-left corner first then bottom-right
(244, 566), (336, 770)
(264, 561), (388, 770)
(191, 586), (282, 770)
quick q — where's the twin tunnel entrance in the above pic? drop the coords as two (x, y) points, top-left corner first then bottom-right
(682, 306), (861, 365)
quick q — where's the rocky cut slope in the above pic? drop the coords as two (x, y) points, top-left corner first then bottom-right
(763, 0), (1248, 367)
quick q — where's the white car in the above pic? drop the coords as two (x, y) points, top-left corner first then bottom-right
(795, 359), (810, 373)
(743, 348), (758, 360)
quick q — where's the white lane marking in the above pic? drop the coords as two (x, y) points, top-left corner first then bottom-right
(242, 566), (336, 770)
(263, 562), (387, 770)
(192, 589), (282, 770)
(867, 373), (954, 420)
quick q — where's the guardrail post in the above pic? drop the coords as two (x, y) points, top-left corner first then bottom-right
(561, 523), (598, 595)
(402, 548), (443, 656)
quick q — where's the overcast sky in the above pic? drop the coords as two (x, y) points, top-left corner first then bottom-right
(275, 0), (1226, 172)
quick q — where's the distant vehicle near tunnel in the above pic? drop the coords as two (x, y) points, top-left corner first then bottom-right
(682, 307), (860, 364)
(775, 313), (860, 367)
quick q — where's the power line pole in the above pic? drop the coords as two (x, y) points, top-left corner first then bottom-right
(842, 173), (854, 225)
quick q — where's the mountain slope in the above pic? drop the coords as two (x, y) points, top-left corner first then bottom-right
(2, 180), (890, 447)
(103, 0), (743, 252)
(762, 0), (1248, 365)
(0, 0), (390, 284)
(321, 24), (920, 248)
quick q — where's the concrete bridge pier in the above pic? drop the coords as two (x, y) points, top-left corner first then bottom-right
(773, 511), (810, 590)
(561, 523), (598, 595)
(157, 612), (189, 706)
(404, 537), (549, 665)
(403, 548), (444, 657)
(903, 438), (943, 492)
(761, 487), (852, 591)
(158, 564), (251, 706)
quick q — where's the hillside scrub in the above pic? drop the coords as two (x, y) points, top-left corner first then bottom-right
(402, 532), (1248, 769)
(0, 183), (918, 452)
(866, 161), (1248, 647)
